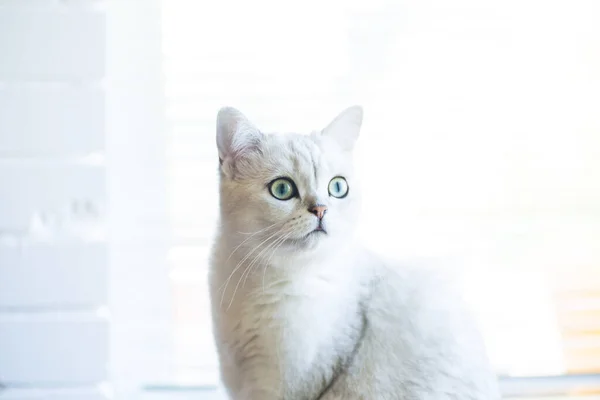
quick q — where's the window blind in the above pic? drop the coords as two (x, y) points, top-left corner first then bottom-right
(161, 0), (600, 386)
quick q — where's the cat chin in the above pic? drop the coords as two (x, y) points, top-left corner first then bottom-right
(282, 230), (356, 260)
(278, 230), (329, 254)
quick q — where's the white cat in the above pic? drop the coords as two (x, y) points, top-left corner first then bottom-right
(209, 106), (500, 400)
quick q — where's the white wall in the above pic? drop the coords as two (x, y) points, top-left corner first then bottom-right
(0, 1), (109, 399)
(0, 1), (175, 399)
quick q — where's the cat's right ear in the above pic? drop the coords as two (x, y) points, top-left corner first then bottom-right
(216, 107), (262, 171)
(321, 105), (363, 152)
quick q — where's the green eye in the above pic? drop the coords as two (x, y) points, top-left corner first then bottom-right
(269, 178), (296, 200)
(328, 176), (349, 198)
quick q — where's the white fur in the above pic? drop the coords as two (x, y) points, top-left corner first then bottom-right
(321, 105), (363, 151)
(209, 107), (500, 399)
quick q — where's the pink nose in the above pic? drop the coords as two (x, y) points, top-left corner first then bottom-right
(309, 205), (327, 219)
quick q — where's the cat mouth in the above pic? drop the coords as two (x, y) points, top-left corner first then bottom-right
(282, 228), (327, 248)
(289, 227), (327, 243)
(307, 225), (327, 236)
(283, 224), (327, 245)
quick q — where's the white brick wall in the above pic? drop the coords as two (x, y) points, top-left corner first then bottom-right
(0, 6), (104, 81)
(0, 85), (104, 156)
(0, 1), (109, 398)
(0, 244), (107, 308)
(0, 1), (218, 399)
(0, 388), (108, 400)
(0, 318), (109, 383)
(0, 164), (105, 232)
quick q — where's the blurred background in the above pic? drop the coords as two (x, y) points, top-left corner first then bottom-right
(0, 0), (599, 399)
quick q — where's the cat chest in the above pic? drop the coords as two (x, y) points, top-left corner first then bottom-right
(270, 290), (361, 373)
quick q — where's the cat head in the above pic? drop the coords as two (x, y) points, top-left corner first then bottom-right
(215, 106), (363, 260)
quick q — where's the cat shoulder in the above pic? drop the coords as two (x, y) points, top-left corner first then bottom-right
(366, 253), (473, 317)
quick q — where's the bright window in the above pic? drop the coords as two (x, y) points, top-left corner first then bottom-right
(161, 0), (600, 390)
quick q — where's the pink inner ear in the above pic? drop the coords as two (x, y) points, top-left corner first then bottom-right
(228, 126), (263, 160)
(216, 107), (259, 158)
(217, 110), (263, 162)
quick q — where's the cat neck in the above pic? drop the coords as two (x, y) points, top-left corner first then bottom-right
(217, 233), (363, 287)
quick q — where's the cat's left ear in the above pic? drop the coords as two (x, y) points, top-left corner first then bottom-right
(216, 107), (262, 165)
(321, 105), (363, 151)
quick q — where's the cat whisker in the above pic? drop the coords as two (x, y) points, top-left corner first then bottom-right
(226, 221), (281, 264)
(220, 226), (287, 309)
(235, 221), (280, 236)
(262, 230), (295, 293)
(236, 225), (276, 235)
(227, 229), (292, 311)
(218, 225), (284, 297)
(242, 229), (292, 289)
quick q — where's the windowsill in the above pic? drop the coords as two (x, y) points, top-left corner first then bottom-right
(140, 374), (600, 399)
(499, 374), (600, 397)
